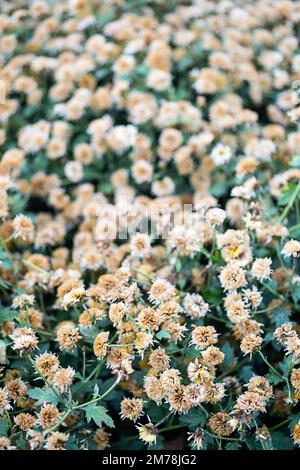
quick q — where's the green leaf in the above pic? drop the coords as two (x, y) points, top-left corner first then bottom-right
(292, 286), (300, 305)
(278, 183), (298, 206)
(179, 408), (207, 428)
(289, 155), (300, 168)
(288, 413), (300, 430)
(225, 442), (242, 450)
(266, 372), (283, 385)
(0, 419), (9, 436)
(239, 365), (254, 383)
(271, 431), (294, 450)
(83, 404), (115, 428)
(221, 342), (235, 368)
(0, 309), (16, 325)
(28, 387), (59, 405)
(271, 308), (291, 327)
(156, 330), (172, 340)
(202, 288), (223, 306)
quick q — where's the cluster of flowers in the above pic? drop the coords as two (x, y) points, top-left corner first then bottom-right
(1, 0), (300, 451)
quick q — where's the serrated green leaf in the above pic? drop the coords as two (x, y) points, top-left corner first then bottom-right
(179, 408), (207, 428)
(271, 431), (294, 450)
(0, 309), (16, 325)
(28, 387), (59, 405)
(83, 404), (115, 428)
(265, 372), (283, 385)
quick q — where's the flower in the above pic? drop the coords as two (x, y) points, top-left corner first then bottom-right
(10, 327), (38, 355)
(93, 332), (110, 359)
(187, 428), (205, 450)
(211, 144), (232, 165)
(39, 404), (60, 429)
(0, 388), (12, 415)
(251, 258), (273, 281)
(12, 214), (34, 242)
(282, 240), (300, 258)
(240, 334), (263, 356)
(292, 420), (300, 446)
(191, 325), (218, 350)
(120, 398), (144, 422)
(183, 293), (210, 319)
(136, 421), (158, 445)
(219, 262), (247, 291)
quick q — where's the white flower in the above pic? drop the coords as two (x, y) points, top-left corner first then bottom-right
(211, 144), (232, 165)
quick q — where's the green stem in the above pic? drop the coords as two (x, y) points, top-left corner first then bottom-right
(259, 352), (283, 379)
(74, 377), (120, 410)
(279, 181), (300, 223)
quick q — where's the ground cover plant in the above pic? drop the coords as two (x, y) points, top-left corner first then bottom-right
(1, 0), (300, 451)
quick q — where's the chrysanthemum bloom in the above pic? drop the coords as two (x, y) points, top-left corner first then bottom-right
(12, 294), (35, 309)
(5, 378), (28, 401)
(136, 422), (158, 445)
(108, 302), (128, 326)
(251, 258), (273, 280)
(185, 383), (206, 405)
(93, 428), (110, 450)
(242, 288), (262, 309)
(240, 334), (263, 356)
(187, 358), (214, 384)
(93, 331), (110, 359)
(255, 425), (271, 442)
(191, 325), (218, 350)
(234, 391), (268, 415)
(208, 412), (234, 436)
(274, 322), (295, 346)
(130, 233), (151, 258)
(160, 368), (181, 394)
(44, 432), (69, 450)
(211, 144), (232, 165)
(148, 348), (170, 372)
(27, 430), (44, 450)
(183, 293), (209, 319)
(19, 308), (43, 329)
(39, 404), (60, 429)
(0, 437), (15, 450)
(149, 278), (177, 304)
(224, 292), (250, 324)
(247, 376), (273, 399)
(120, 398), (144, 422)
(219, 262), (247, 291)
(49, 367), (75, 394)
(206, 207), (226, 226)
(61, 287), (86, 309)
(134, 331), (154, 355)
(187, 428), (205, 450)
(137, 307), (160, 331)
(144, 376), (166, 404)
(56, 322), (81, 351)
(35, 352), (60, 377)
(292, 420), (300, 446)
(282, 239), (300, 258)
(12, 214), (34, 242)
(10, 327), (38, 355)
(168, 385), (192, 414)
(0, 388), (12, 415)
(291, 368), (300, 391)
(201, 346), (224, 366)
(14, 412), (36, 432)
